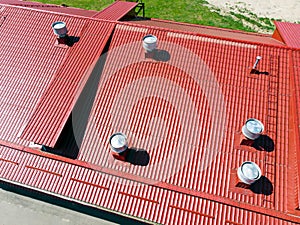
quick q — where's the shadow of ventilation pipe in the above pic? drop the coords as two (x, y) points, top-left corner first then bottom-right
(240, 118), (275, 152)
(109, 133), (150, 166)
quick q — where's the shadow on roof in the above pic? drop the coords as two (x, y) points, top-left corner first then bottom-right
(252, 135), (275, 152)
(125, 147), (150, 166)
(250, 68), (270, 75)
(56, 36), (80, 47)
(153, 49), (171, 62)
(41, 31), (115, 159)
(250, 176), (273, 196)
(122, 16), (151, 22)
(145, 49), (171, 62)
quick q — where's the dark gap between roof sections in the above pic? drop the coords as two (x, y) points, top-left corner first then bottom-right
(42, 27), (117, 159)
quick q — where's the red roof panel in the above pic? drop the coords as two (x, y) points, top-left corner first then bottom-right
(76, 23), (299, 220)
(1, 142), (300, 224)
(130, 18), (285, 46)
(20, 19), (115, 147)
(92, 1), (138, 21)
(274, 21), (300, 48)
(0, 6), (86, 145)
(0, 0), (98, 17)
(1, 3), (300, 225)
(291, 50), (300, 206)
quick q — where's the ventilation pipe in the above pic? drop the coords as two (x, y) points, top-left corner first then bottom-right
(109, 132), (129, 161)
(242, 118), (264, 140)
(237, 161), (262, 184)
(253, 56), (262, 69)
(52, 21), (68, 38)
(142, 35), (157, 53)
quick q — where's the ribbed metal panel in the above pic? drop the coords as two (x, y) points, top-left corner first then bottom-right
(1, 145), (299, 224)
(0, 0), (98, 17)
(76, 23), (293, 214)
(92, 1), (138, 21)
(129, 19), (285, 47)
(0, 6), (86, 145)
(21, 17), (115, 147)
(292, 50), (300, 134)
(274, 21), (300, 48)
(291, 50), (300, 210)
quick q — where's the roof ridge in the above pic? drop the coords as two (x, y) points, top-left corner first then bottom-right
(2, 3), (300, 51)
(150, 18), (272, 38)
(118, 20), (300, 51)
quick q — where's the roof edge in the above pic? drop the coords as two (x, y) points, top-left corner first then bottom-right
(120, 19), (300, 51)
(1, 138), (300, 223)
(150, 17), (272, 37)
(0, 178), (154, 225)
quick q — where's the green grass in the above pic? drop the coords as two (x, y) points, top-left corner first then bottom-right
(34, 0), (274, 32)
(143, 0), (254, 32)
(35, 0), (114, 11)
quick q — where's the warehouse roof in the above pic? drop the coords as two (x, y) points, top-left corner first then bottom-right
(0, 1), (300, 224)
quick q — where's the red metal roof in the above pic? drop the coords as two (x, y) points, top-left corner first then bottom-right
(130, 18), (285, 46)
(0, 0), (98, 17)
(77, 23), (300, 220)
(1, 2), (300, 225)
(1, 143), (299, 225)
(0, 5), (87, 145)
(20, 18), (115, 147)
(274, 21), (300, 48)
(92, 1), (138, 20)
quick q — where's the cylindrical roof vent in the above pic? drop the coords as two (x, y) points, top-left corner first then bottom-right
(253, 56), (262, 69)
(52, 21), (68, 38)
(109, 132), (128, 154)
(237, 161), (261, 184)
(242, 118), (264, 140)
(142, 35), (157, 52)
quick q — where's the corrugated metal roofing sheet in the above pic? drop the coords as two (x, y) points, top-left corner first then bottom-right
(274, 21), (300, 48)
(1, 3), (300, 225)
(0, 6), (86, 145)
(1, 143), (300, 224)
(0, 0), (98, 17)
(92, 1), (138, 21)
(129, 18), (285, 47)
(20, 18), (115, 147)
(75, 22), (299, 221)
(291, 50), (300, 208)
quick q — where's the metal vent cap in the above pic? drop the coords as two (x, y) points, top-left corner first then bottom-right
(142, 34), (157, 52)
(237, 161), (262, 184)
(242, 118), (264, 140)
(52, 21), (68, 38)
(109, 132), (128, 153)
